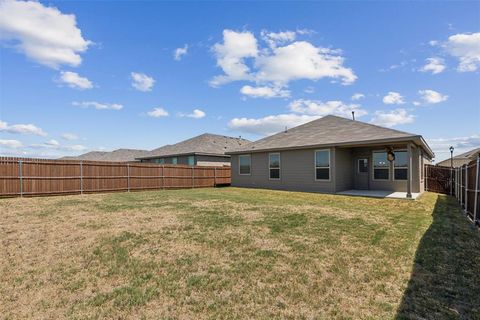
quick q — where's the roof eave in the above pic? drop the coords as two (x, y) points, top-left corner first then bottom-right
(136, 152), (231, 160)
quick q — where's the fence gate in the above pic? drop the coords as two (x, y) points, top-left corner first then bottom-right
(425, 164), (454, 195)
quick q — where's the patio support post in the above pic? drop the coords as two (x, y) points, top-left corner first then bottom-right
(406, 143), (412, 198)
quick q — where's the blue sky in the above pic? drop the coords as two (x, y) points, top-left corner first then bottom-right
(0, 0), (479, 162)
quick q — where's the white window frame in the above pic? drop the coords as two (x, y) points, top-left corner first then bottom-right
(393, 149), (408, 181)
(372, 150), (390, 181)
(238, 154), (251, 176)
(314, 149), (331, 181)
(268, 153), (281, 180)
(357, 158), (368, 174)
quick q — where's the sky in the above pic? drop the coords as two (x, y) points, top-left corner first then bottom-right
(0, 0), (479, 162)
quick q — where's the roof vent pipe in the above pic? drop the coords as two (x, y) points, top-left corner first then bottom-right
(284, 126), (288, 133)
(352, 111), (355, 121)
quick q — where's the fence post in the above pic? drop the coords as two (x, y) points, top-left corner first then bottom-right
(19, 160), (23, 197)
(162, 165), (165, 190)
(80, 161), (83, 195)
(192, 166), (195, 188)
(474, 156), (479, 224)
(127, 163), (130, 192)
(214, 167), (217, 187)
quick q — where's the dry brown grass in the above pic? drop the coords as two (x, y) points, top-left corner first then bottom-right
(0, 188), (478, 319)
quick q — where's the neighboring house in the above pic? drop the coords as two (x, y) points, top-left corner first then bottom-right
(436, 148), (480, 168)
(227, 115), (434, 198)
(60, 149), (149, 162)
(136, 133), (250, 166)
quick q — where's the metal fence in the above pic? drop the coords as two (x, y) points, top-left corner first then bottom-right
(0, 157), (231, 197)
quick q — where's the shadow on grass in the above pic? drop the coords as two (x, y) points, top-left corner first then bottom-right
(396, 194), (480, 319)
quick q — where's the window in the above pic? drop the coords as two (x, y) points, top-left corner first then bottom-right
(172, 157), (178, 165)
(155, 158), (165, 164)
(358, 158), (368, 173)
(239, 155), (251, 175)
(394, 150), (408, 180)
(187, 155), (195, 166)
(315, 150), (330, 180)
(269, 153), (280, 180)
(373, 151), (389, 180)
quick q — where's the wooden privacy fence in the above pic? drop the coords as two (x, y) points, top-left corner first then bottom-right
(453, 157), (480, 226)
(426, 156), (480, 227)
(0, 157), (231, 197)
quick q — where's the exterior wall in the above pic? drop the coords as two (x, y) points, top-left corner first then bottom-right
(196, 155), (231, 167)
(142, 154), (231, 166)
(231, 148), (335, 193)
(231, 144), (426, 194)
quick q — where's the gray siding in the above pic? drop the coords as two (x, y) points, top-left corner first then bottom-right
(231, 148), (335, 193)
(231, 143), (425, 194)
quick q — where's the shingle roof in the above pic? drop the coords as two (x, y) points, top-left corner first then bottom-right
(228, 115), (433, 156)
(137, 133), (251, 160)
(60, 149), (149, 162)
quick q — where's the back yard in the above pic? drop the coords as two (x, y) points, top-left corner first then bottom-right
(1, 188), (479, 319)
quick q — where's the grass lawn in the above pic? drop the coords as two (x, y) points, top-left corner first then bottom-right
(1, 188), (479, 319)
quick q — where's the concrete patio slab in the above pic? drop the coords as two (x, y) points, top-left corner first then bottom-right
(337, 189), (421, 200)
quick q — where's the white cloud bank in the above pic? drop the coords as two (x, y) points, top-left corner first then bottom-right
(210, 29), (356, 94)
(419, 57), (446, 74)
(0, 0), (91, 68)
(131, 72), (155, 92)
(427, 134), (480, 162)
(0, 139), (23, 148)
(228, 99), (366, 135)
(0, 120), (47, 136)
(370, 109), (414, 128)
(73, 101), (123, 110)
(351, 93), (365, 101)
(382, 91), (405, 105)
(59, 71), (93, 89)
(418, 89), (448, 104)
(61, 133), (79, 141)
(147, 107), (169, 118)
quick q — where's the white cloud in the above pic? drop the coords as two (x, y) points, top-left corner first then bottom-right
(419, 57), (446, 74)
(427, 134), (480, 162)
(72, 101), (123, 110)
(370, 108), (414, 127)
(288, 99), (367, 118)
(174, 44), (188, 61)
(0, 0), (91, 68)
(255, 41), (357, 86)
(210, 29), (258, 86)
(229, 114), (319, 136)
(240, 85), (290, 98)
(210, 29), (356, 90)
(0, 139), (23, 149)
(180, 109), (206, 119)
(30, 139), (86, 152)
(351, 93), (365, 101)
(260, 30), (296, 48)
(0, 120), (47, 136)
(131, 72), (155, 92)
(147, 107), (169, 118)
(61, 133), (79, 141)
(418, 89), (448, 104)
(382, 91), (405, 105)
(443, 32), (480, 72)
(59, 71), (93, 89)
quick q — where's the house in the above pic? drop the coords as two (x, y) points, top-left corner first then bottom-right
(227, 115), (434, 198)
(60, 149), (149, 162)
(136, 133), (250, 166)
(436, 147), (480, 168)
